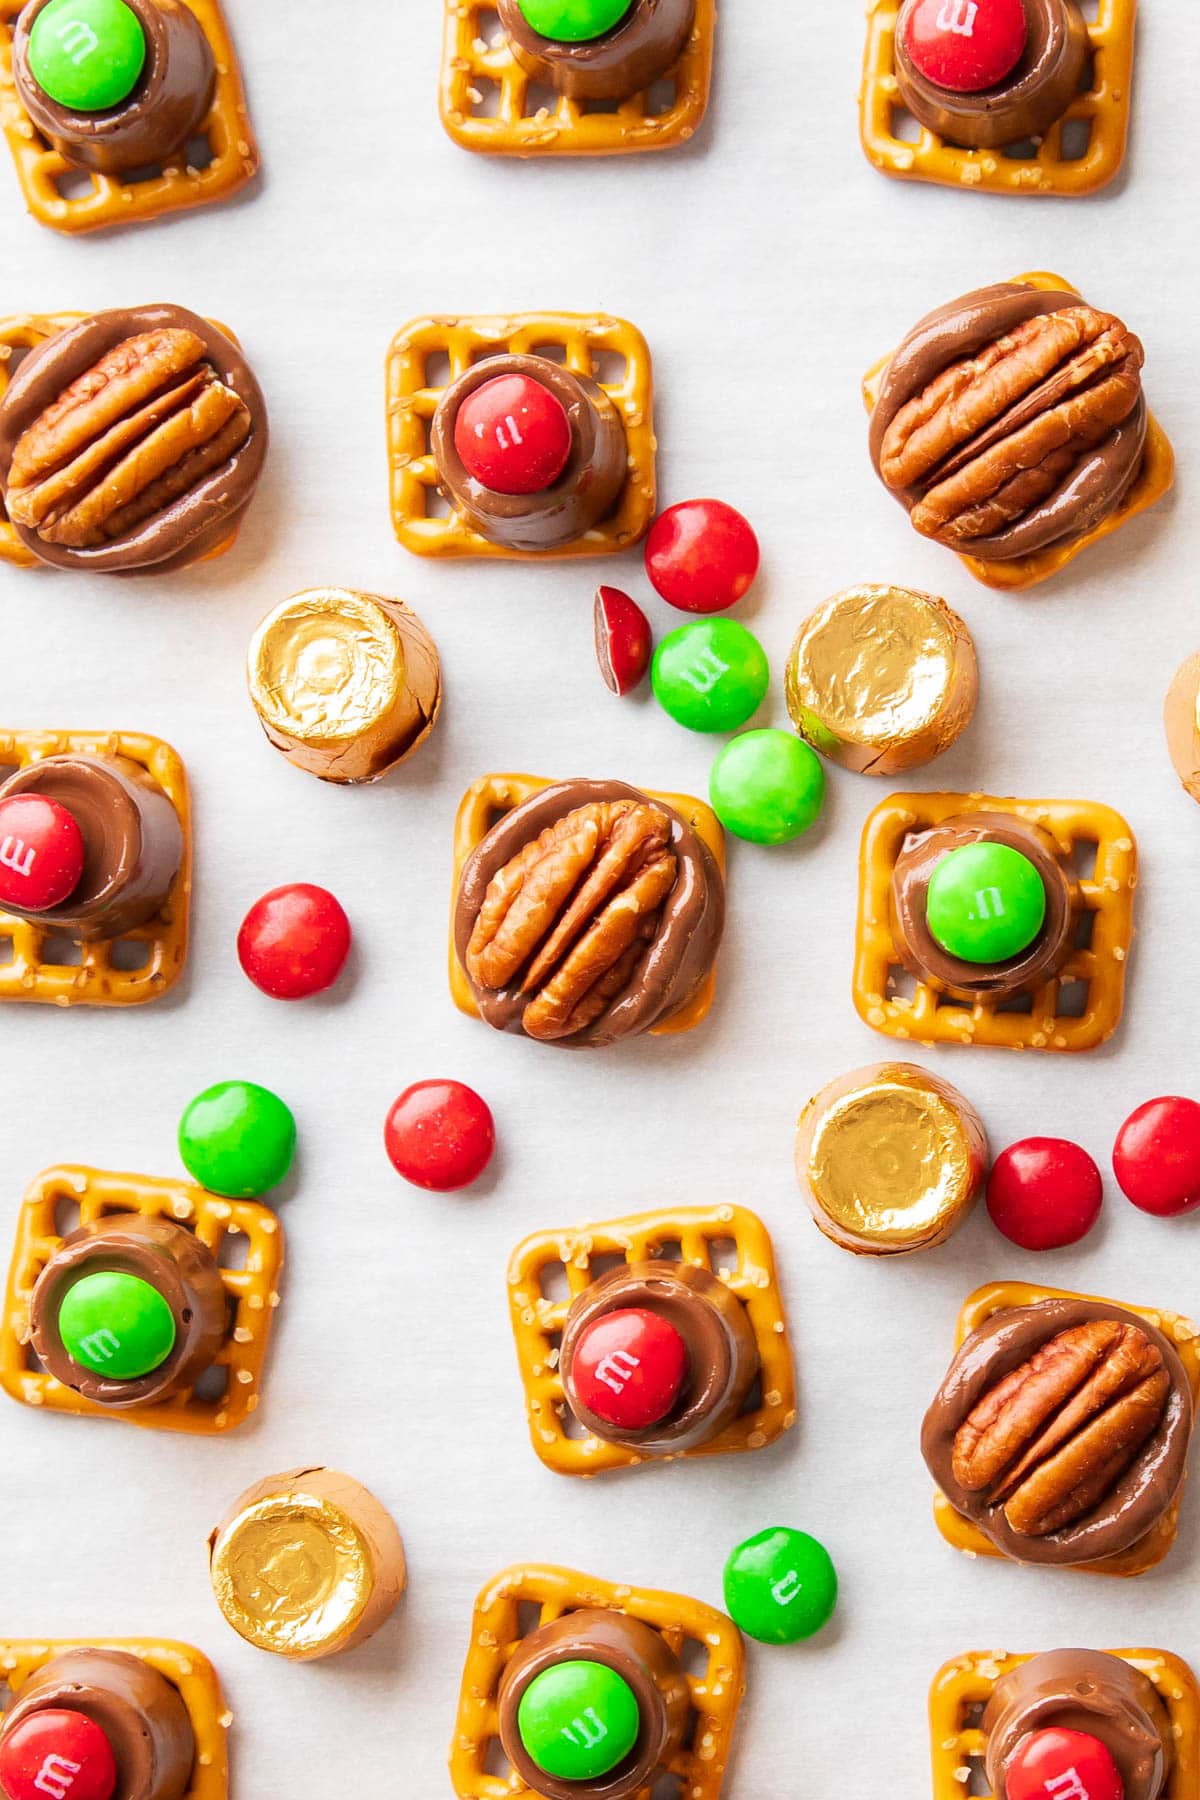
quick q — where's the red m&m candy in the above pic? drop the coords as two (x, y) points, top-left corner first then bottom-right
(0, 1708), (118, 1800)
(0, 793), (85, 912)
(987, 1137), (1104, 1251)
(454, 374), (572, 495)
(902, 0), (1028, 94)
(1006, 1728), (1124, 1800)
(1113, 1096), (1200, 1217)
(237, 883), (352, 1000)
(645, 499), (759, 614)
(384, 1080), (495, 1191)
(570, 1307), (689, 1429)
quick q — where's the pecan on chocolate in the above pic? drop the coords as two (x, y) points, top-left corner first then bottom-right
(466, 798), (678, 1042)
(952, 1320), (1170, 1538)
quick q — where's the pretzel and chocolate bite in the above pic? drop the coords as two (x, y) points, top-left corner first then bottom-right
(984, 1650), (1172, 1800)
(895, 0), (1089, 150)
(453, 779), (724, 1047)
(0, 1648), (195, 1800)
(922, 1298), (1195, 1569)
(0, 304), (267, 574)
(497, 0), (694, 102)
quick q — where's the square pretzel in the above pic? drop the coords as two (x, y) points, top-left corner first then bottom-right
(0, 1637), (228, 1798)
(386, 313), (656, 559)
(0, 728), (190, 1006)
(860, 0), (1136, 197)
(853, 789), (1137, 1052)
(0, 0), (257, 234)
(450, 1563), (744, 1800)
(0, 1165), (285, 1433)
(438, 0), (714, 157)
(449, 772), (723, 1036)
(932, 1281), (1200, 1578)
(508, 1205), (795, 1477)
(862, 271), (1175, 592)
(930, 1647), (1200, 1800)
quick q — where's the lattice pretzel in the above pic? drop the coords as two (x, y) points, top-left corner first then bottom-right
(508, 1205), (794, 1476)
(0, 728), (191, 1007)
(931, 1281), (1200, 1579)
(930, 1647), (1200, 1800)
(862, 272), (1175, 592)
(386, 314), (656, 559)
(0, 1165), (285, 1434)
(853, 789), (1136, 1053)
(860, 0), (1136, 197)
(449, 1564), (744, 1800)
(0, 0), (257, 233)
(0, 1637), (229, 1799)
(448, 773), (723, 1036)
(439, 0), (714, 157)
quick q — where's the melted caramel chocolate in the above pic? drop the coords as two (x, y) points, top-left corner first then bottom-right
(2, 1648), (195, 1800)
(895, 0), (1089, 150)
(498, 0), (694, 102)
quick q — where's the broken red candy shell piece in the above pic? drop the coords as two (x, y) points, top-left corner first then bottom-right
(594, 586), (652, 696)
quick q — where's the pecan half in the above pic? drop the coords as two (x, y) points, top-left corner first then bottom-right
(5, 328), (252, 549)
(952, 1321), (1170, 1538)
(466, 799), (678, 1042)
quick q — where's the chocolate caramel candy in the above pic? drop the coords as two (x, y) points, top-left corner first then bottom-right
(247, 589), (442, 784)
(1165, 653), (1200, 805)
(895, 0), (1089, 150)
(891, 810), (1076, 1003)
(0, 1648), (195, 1800)
(0, 304), (268, 574)
(31, 1212), (227, 1409)
(209, 1467), (407, 1660)
(870, 283), (1148, 565)
(0, 752), (182, 939)
(983, 1650), (1172, 1800)
(922, 1298), (1194, 1568)
(497, 1609), (689, 1800)
(498, 0), (694, 102)
(13, 0), (215, 176)
(454, 779), (724, 1048)
(561, 1261), (758, 1453)
(432, 355), (627, 552)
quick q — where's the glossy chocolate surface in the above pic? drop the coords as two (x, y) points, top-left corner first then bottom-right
(894, 0), (1089, 150)
(2, 1648), (195, 1800)
(498, 0), (694, 101)
(984, 1649), (1171, 1800)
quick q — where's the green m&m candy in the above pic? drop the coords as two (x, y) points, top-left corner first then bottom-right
(517, 1660), (640, 1781)
(518, 0), (634, 42)
(652, 618), (769, 735)
(28, 0), (147, 113)
(926, 841), (1047, 965)
(709, 729), (825, 845)
(724, 1527), (838, 1645)
(179, 1079), (296, 1198)
(58, 1270), (176, 1379)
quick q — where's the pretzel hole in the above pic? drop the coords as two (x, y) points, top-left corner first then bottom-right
(583, 94), (623, 115)
(592, 349), (628, 387)
(470, 77), (503, 117)
(1079, 0), (1100, 19)
(423, 486), (454, 520)
(516, 1600), (543, 1637)
(0, 935), (12, 965)
(482, 1739), (512, 1779)
(108, 938), (151, 972)
(1057, 979), (1090, 1018)
(677, 1635), (710, 1679)
(934, 991), (972, 1011)
(41, 935), (82, 966)
(650, 1775), (684, 1800)
(650, 1238), (683, 1263)
(1067, 838), (1099, 880)
(53, 1197), (82, 1237)
(422, 350), (451, 390)
(476, 8), (504, 46)
(538, 1261), (570, 1302)
(529, 342), (568, 365)
(216, 1228), (250, 1270)
(739, 1366), (763, 1417)
(645, 75), (677, 117)
(54, 168), (98, 202)
(120, 160), (172, 186)
(589, 1252), (628, 1281)
(1059, 117), (1093, 161)
(558, 1399), (589, 1439)
(184, 132), (215, 172)
(24, 1340), (47, 1375)
(889, 106), (924, 144)
(1078, 45), (1098, 89)
(706, 1238), (738, 1280)
(1000, 136), (1040, 160)
(994, 990), (1034, 1015)
(193, 1362), (229, 1403)
(524, 81), (561, 119)
(887, 965), (921, 1003)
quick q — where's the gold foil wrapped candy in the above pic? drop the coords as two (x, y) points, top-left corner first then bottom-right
(794, 1063), (987, 1255)
(247, 587), (441, 782)
(208, 1466), (406, 1660)
(784, 584), (977, 774)
(1165, 653), (1200, 804)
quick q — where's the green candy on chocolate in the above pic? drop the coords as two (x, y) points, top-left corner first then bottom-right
(926, 841), (1047, 965)
(517, 1660), (640, 1780)
(652, 618), (769, 734)
(723, 1527), (838, 1644)
(28, 0), (147, 112)
(709, 729), (825, 845)
(58, 1270), (176, 1379)
(518, 0), (634, 42)
(178, 1079), (296, 1198)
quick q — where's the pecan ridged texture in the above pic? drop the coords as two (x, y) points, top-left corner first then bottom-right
(952, 1320), (1170, 1539)
(879, 306), (1144, 547)
(465, 799), (678, 1042)
(6, 328), (252, 549)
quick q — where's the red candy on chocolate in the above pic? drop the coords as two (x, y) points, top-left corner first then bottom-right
(1113, 1096), (1200, 1217)
(594, 586), (652, 696)
(1006, 1727), (1124, 1800)
(645, 498), (760, 614)
(0, 1707), (119, 1800)
(986, 1137), (1104, 1251)
(901, 0), (1028, 94)
(384, 1079), (495, 1192)
(571, 1307), (689, 1429)
(0, 793), (85, 912)
(237, 883), (351, 1000)
(453, 373), (573, 495)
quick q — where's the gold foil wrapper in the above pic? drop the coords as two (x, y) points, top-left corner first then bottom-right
(794, 1062), (987, 1255)
(785, 585), (977, 774)
(1164, 652), (1200, 804)
(209, 1467), (406, 1660)
(247, 588), (441, 783)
